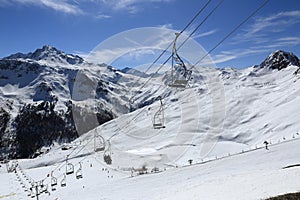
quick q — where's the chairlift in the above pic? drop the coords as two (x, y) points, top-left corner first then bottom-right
(76, 162), (83, 179)
(50, 171), (57, 190)
(94, 131), (105, 152)
(168, 33), (192, 89)
(153, 96), (166, 129)
(103, 140), (112, 165)
(29, 183), (36, 198)
(39, 181), (48, 194)
(66, 158), (74, 175)
(30, 189), (35, 198)
(61, 174), (66, 187)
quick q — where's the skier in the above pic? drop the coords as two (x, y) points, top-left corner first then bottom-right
(264, 141), (269, 150)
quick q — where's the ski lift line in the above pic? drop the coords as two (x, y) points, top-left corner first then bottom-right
(108, 105), (150, 140)
(177, 0), (224, 52)
(178, 0), (213, 36)
(193, 0), (271, 68)
(144, 0), (269, 94)
(43, 156), (89, 189)
(108, 100), (156, 140)
(44, 157), (89, 187)
(49, 136), (95, 174)
(130, 0), (224, 99)
(51, 137), (94, 176)
(98, 0), (224, 140)
(152, 96), (165, 129)
(41, 0), (272, 178)
(53, 134), (102, 177)
(19, 1), (216, 167)
(141, 0), (212, 74)
(124, 0), (212, 101)
(16, 162), (40, 186)
(109, 91), (170, 141)
(140, 0), (270, 100)
(66, 135), (95, 160)
(109, 86), (192, 140)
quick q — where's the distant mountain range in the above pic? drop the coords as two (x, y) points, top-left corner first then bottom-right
(0, 46), (299, 160)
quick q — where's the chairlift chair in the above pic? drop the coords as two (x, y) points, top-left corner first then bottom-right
(61, 174), (66, 187)
(94, 131), (105, 152)
(50, 171), (57, 190)
(66, 161), (74, 175)
(153, 96), (166, 129)
(168, 32), (192, 89)
(76, 162), (83, 179)
(39, 181), (48, 194)
(30, 188), (35, 198)
(29, 182), (36, 197)
(104, 154), (112, 165)
(103, 140), (112, 165)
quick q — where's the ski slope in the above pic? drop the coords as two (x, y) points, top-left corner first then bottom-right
(1, 48), (300, 199)
(1, 134), (300, 200)
(1, 62), (300, 199)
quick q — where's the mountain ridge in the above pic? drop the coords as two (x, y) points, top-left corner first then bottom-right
(0, 46), (300, 160)
(259, 50), (300, 70)
(4, 45), (84, 65)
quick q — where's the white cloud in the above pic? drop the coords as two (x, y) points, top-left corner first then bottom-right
(0, 0), (174, 16)
(210, 48), (273, 65)
(222, 10), (300, 65)
(99, 0), (173, 13)
(157, 23), (173, 29)
(212, 36), (300, 65)
(81, 26), (208, 69)
(234, 10), (300, 43)
(276, 37), (300, 45)
(210, 54), (237, 65)
(192, 29), (218, 39)
(95, 13), (111, 19)
(183, 22), (218, 39)
(0, 0), (83, 15)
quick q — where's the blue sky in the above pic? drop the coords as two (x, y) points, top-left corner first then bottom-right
(0, 0), (300, 68)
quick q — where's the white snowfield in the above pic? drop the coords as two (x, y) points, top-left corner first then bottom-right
(1, 137), (300, 200)
(1, 55), (300, 199)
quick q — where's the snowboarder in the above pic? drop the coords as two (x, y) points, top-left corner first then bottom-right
(264, 141), (269, 150)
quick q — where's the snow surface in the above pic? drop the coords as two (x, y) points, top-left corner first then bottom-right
(1, 47), (300, 199)
(1, 135), (300, 199)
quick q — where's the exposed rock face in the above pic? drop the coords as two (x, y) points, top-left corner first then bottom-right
(260, 50), (300, 70)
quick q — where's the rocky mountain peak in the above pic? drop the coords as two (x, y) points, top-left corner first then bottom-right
(4, 45), (84, 65)
(260, 50), (300, 70)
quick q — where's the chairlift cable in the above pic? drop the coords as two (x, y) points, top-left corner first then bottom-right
(130, 0), (224, 97)
(101, 0), (224, 141)
(50, 136), (95, 173)
(142, 0), (270, 97)
(41, 0), (272, 177)
(193, 0), (270, 67)
(127, 0), (213, 102)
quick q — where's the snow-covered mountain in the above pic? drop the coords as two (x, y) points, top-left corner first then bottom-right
(259, 50), (300, 70)
(0, 47), (300, 199)
(0, 45), (162, 159)
(0, 46), (299, 162)
(4, 45), (84, 65)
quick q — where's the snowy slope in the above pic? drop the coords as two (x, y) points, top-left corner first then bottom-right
(1, 132), (300, 200)
(0, 46), (163, 159)
(0, 48), (300, 199)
